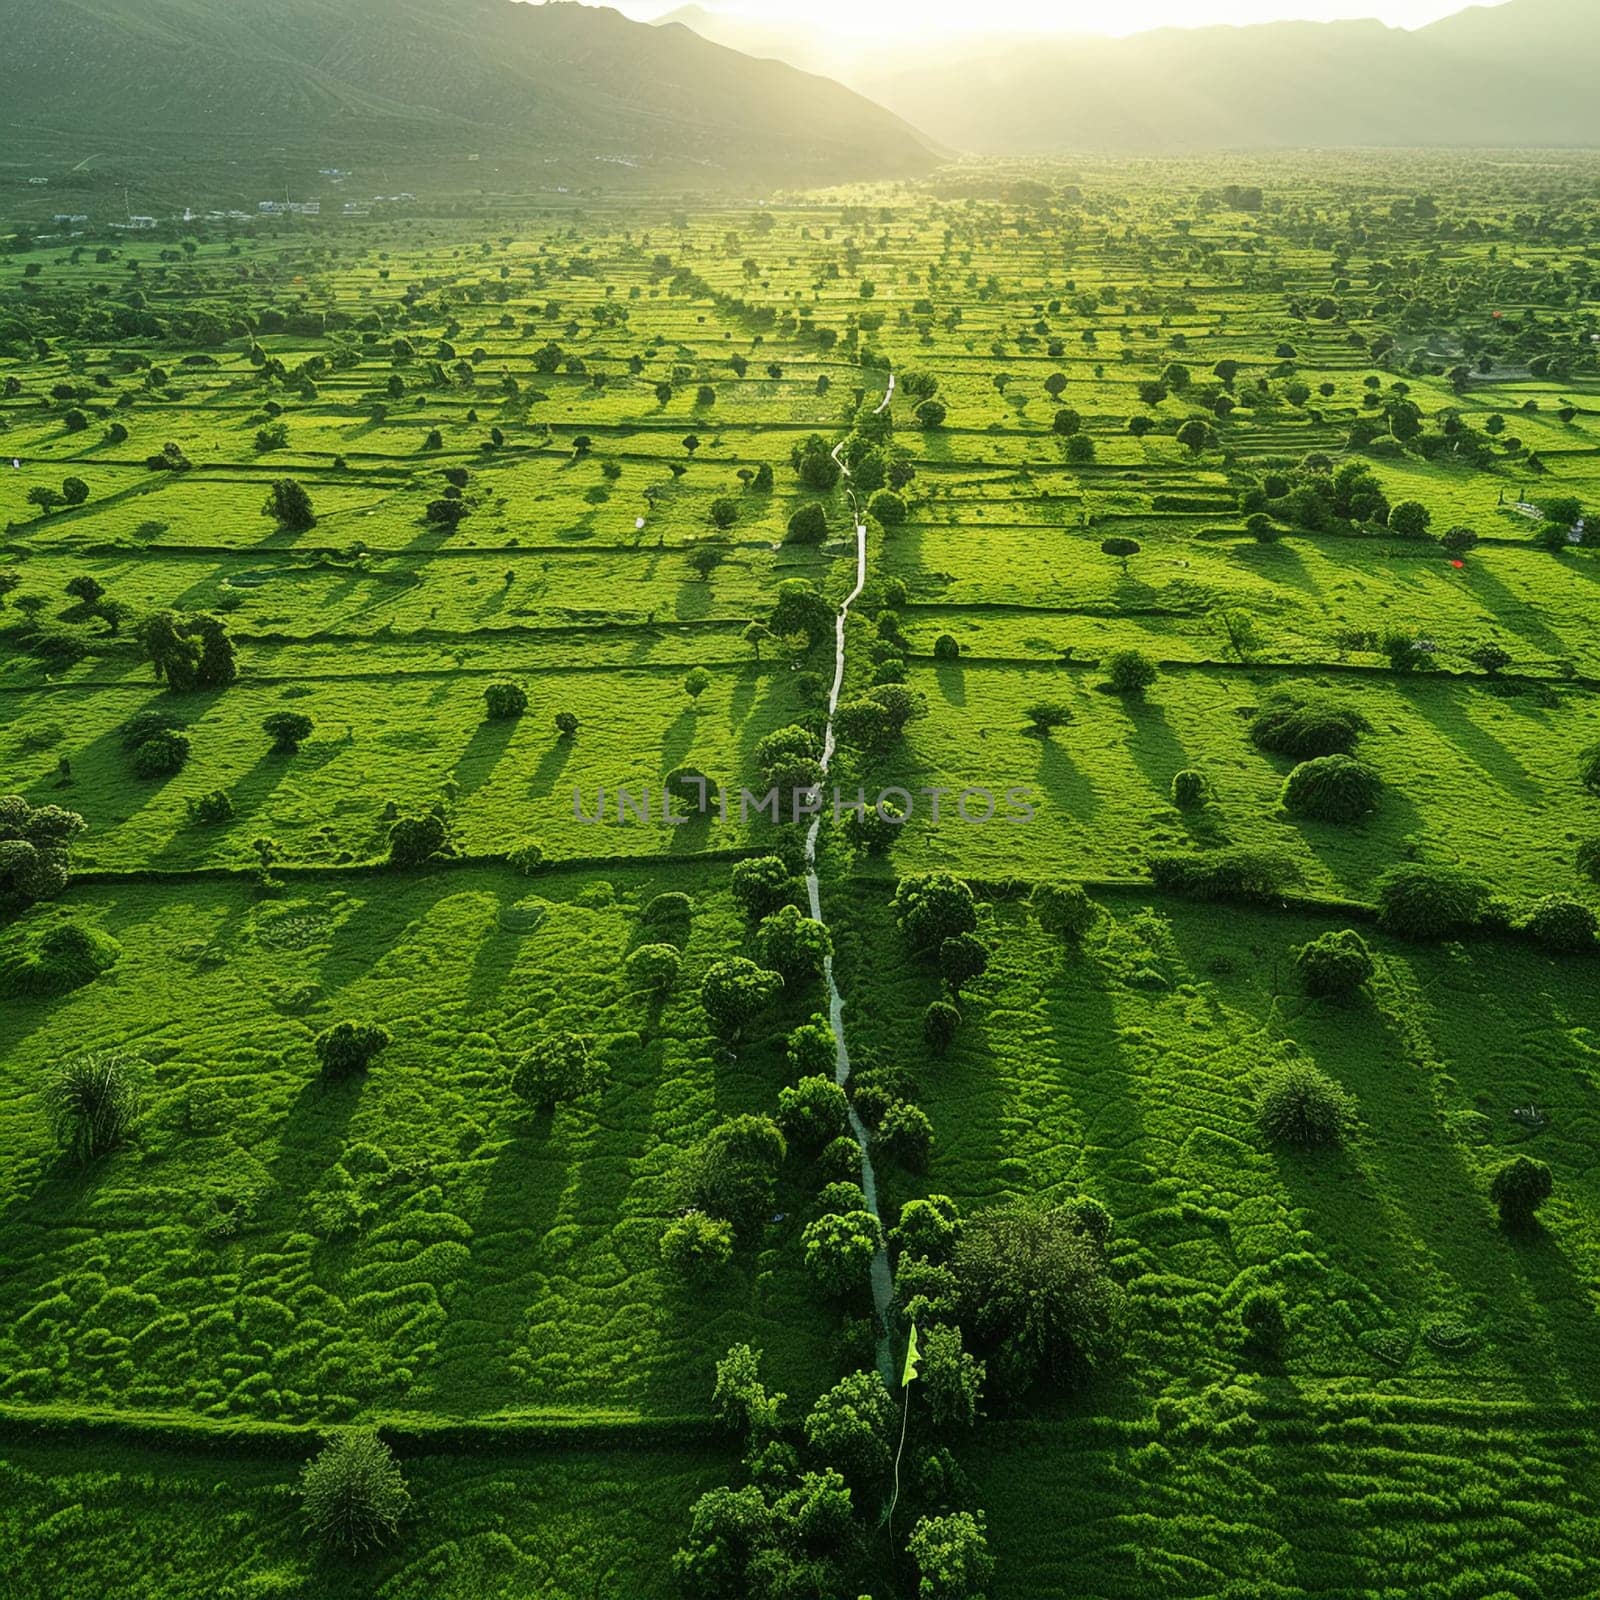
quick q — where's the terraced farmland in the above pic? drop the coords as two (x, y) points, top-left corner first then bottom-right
(4, 154), (1600, 1596)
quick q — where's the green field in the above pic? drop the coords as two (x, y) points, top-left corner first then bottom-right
(4, 153), (1600, 1595)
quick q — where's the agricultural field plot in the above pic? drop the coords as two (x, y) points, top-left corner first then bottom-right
(3, 154), (1600, 1596)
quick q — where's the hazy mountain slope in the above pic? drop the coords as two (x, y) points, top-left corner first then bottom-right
(0, 0), (938, 183)
(661, 0), (1597, 153)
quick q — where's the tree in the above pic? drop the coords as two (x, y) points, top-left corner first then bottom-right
(1281, 755), (1383, 822)
(61, 476), (89, 506)
(1032, 881), (1096, 941)
(45, 1051), (141, 1163)
(791, 433), (841, 492)
(484, 681), (528, 719)
(892, 1194), (961, 1265)
(0, 794), (87, 903)
(660, 1212), (734, 1282)
(1489, 1156), (1553, 1230)
(1104, 648), (1157, 694)
(731, 855), (799, 921)
(1043, 372), (1068, 401)
(801, 1209), (882, 1298)
(387, 811), (450, 867)
(511, 1031), (602, 1108)
(803, 1371), (894, 1489)
(65, 574), (105, 607)
(786, 502), (828, 544)
(1295, 929), (1375, 997)
(920, 1323), (985, 1432)
(953, 1199), (1124, 1394)
(892, 871), (978, 954)
(1389, 500), (1432, 539)
(686, 543), (723, 581)
(299, 1430), (411, 1554)
(263, 711), (314, 754)
(868, 488), (907, 526)
(1175, 418), (1212, 453)
(711, 1343), (784, 1436)
(683, 665), (713, 705)
(924, 999), (961, 1056)
(1021, 701), (1071, 736)
(314, 1020), (391, 1079)
(1374, 863), (1486, 940)
(874, 1101), (934, 1172)
(555, 710), (580, 738)
(1100, 536), (1140, 575)
(916, 398), (947, 429)
(1441, 525), (1478, 554)
(939, 932), (989, 996)
(1467, 641), (1513, 676)
(907, 1511), (994, 1599)
(626, 942), (681, 995)
(27, 485), (63, 514)
(708, 496), (738, 529)
(1257, 1060), (1353, 1148)
(756, 904), (832, 985)
(701, 957), (783, 1042)
(262, 478), (315, 531)
(678, 1114), (787, 1235)
(777, 1075), (848, 1150)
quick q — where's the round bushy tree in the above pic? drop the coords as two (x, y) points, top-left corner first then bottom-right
(511, 1031), (601, 1108)
(1031, 881), (1097, 941)
(299, 1429), (410, 1553)
(787, 1015), (837, 1077)
(1104, 648), (1158, 694)
(801, 1209), (882, 1299)
(314, 1020), (391, 1079)
(387, 811), (449, 867)
(263, 711), (314, 754)
(1374, 863), (1487, 940)
(785, 502), (828, 544)
(874, 1100), (934, 1173)
(483, 681), (527, 720)
(803, 1370), (895, 1490)
(924, 999), (961, 1056)
(677, 1114), (787, 1235)
(1249, 690), (1371, 758)
(1489, 1155), (1553, 1230)
(1281, 754), (1383, 822)
(1257, 1060), (1353, 1148)
(660, 1211), (735, 1282)
(891, 1193), (961, 1265)
(756, 904), (832, 986)
(1170, 769), (1208, 808)
(777, 1075), (849, 1151)
(131, 729), (190, 778)
(1295, 929), (1375, 997)
(1519, 895), (1598, 954)
(263, 478), (316, 531)
(626, 942), (682, 995)
(892, 871), (977, 954)
(701, 957), (784, 1042)
(731, 854), (799, 921)
(939, 932), (989, 997)
(907, 1510), (995, 1600)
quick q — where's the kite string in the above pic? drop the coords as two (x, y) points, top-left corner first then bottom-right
(886, 1377), (911, 1540)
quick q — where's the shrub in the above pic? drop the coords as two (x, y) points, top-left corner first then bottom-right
(844, 798), (905, 855)
(933, 633), (960, 661)
(701, 957), (784, 1042)
(731, 855), (799, 921)
(868, 488), (907, 526)
(1249, 690), (1371, 758)
(186, 789), (233, 824)
(131, 729), (190, 778)
(1103, 648), (1158, 694)
(1022, 700), (1072, 735)
(1581, 743), (1600, 795)
(891, 1194), (961, 1265)
(874, 1101), (934, 1172)
(939, 932), (989, 997)
(315, 1020), (391, 1079)
(1489, 1155), (1553, 1229)
(1148, 846), (1301, 902)
(1170, 769), (1208, 808)
(817, 1135), (862, 1187)
(1257, 1060), (1353, 1148)
(924, 999), (961, 1056)
(262, 478), (315, 531)
(299, 1430), (410, 1553)
(920, 1324), (986, 1433)
(952, 1199), (1124, 1394)
(1239, 1288), (1288, 1355)
(554, 710), (580, 737)
(660, 1212), (734, 1282)
(511, 1031), (601, 1107)
(1577, 838), (1600, 885)
(785, 502), (828, 544)
(483, 681), (527, 719)
(45, 1051), (141, 1161)
(1281, 754), (1383, 822)
(625, 942), (681, 994)
(677, 1114), (787, 1235)
(892, 871), (977, 953)
(756, 904), (832, 985)
(263, 711), (314, 754)
(777, 1075), (849, 1151)
(908, 1511), (994, 1599)
(3, 921), (121, 996)
(801, 1209), (883, 1298)
(1295, 929), (1375, 997)
(710, 1343), (783, 1436)
(1374, 863), (1487, 940)
(803, 1371), (895, 1489)
(787, 1015), (837, 1077)
(387, 811), (450, 867)
(1519, 895), (1598, 954)
(1031, 881), (1097, 940)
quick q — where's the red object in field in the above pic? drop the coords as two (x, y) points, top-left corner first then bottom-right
(1492, 311), (1503, 318)
(1450, 558), (1465, 569)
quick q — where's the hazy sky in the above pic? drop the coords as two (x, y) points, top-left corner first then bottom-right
(618, 0), (1509, 36)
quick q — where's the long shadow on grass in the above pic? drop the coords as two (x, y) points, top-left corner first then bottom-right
(452, 715), (518, 801)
